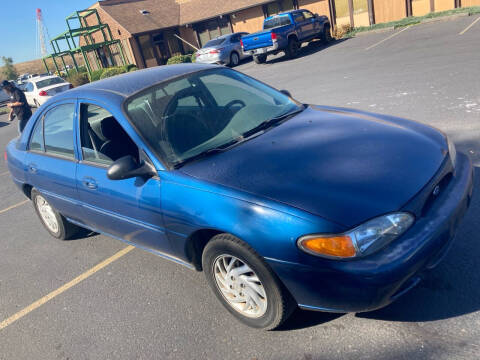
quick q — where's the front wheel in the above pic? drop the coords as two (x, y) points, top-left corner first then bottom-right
(253, 54), (267, 64)
(202, 233), (295, 330)
(321, 24), (332, 43)
(31, 188), (80, 240)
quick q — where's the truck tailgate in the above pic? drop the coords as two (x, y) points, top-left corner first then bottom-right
(242, 31), (273, 51)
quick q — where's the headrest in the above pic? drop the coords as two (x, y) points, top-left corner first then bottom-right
(101, 116), (125, 140)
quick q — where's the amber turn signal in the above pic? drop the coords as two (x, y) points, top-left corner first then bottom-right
(299, 235), (356, 258)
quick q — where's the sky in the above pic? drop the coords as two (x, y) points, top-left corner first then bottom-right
(0, 0), (96, 64)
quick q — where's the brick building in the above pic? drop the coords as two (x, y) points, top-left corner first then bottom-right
(83, 0), (476, 69)
(84, 0), (331, 68)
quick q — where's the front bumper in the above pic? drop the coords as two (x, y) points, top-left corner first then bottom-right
(266, 152), (474, 313)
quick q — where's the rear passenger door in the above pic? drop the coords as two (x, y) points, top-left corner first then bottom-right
(75, 100), (172, 254)
(25, 100), (80, 221)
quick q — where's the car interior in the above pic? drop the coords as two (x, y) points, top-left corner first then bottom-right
(80, 104), (140, 165)
(127, 81), (246, 162)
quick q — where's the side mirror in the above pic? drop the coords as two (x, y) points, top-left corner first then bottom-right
(315, 13), (319, 17)
(107, 155), (156, 180)
(280, 89), (292, 98)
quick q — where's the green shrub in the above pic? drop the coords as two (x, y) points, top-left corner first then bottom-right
(100, 66), (127, 79)
(89, 69), (105, 82)
(191, 53), (196, 63)
(166, 54), (192, 65)
(66, 72), (89, 87)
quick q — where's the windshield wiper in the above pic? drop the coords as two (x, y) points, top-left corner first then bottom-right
(174, 107), (305, 168)
(242, 107), (305, 138)
(173, 137), (247, 169)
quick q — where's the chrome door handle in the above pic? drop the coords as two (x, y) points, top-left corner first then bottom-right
(28, 164), (38, 174)
(82, 177), (98, 190)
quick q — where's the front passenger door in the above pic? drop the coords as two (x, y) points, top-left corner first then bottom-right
(302, 11), (318, 38)
(75, 101), (172, 254)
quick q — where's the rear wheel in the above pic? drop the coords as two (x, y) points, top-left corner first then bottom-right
(31, 188), (80, 240)
(229, 52), (240, 67)
(202, 233), (296, 330)
(286, 37), (300, 59)
(253, 54), (267, 64)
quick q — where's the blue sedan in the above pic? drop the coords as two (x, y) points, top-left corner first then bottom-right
(5, 64), (474, 329)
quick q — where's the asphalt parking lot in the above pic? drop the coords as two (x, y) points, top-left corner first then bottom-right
(1, 15), (479, 360)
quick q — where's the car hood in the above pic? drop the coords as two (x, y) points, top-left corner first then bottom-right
(179, 106), (447, 228)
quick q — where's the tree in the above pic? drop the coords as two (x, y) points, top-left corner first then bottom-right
(1, 57), (18, 80)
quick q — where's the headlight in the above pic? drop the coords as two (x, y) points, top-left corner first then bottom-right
(447, 137), (457, 169)
(297, 213), (415, 259)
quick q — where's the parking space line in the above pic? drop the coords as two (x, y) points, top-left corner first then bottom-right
(0, 171), (9, 177)
(0, 245), (135, 331)
(459, 16), (480, 35)
(365, 26), (411, 50)
(0, 200), (29, 215)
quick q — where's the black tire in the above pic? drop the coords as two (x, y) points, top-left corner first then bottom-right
(34, 99), (40, 108)
(229, 51), (240, 67)
(321, 24), (332, 43)
(253, 54), (267, 64)
(31, 188), (80, 240)
(285, 37), (300, 59)
(202, 233), (296, 330)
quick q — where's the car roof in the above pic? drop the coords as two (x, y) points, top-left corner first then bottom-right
(58, 63), (217, 100)
(266, 9), (302, 20)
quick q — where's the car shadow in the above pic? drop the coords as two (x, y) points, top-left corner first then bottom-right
(275, 307), (344, 331)
(263, 38), (348, 65)
(66, 228), (98, 241)
(358, 166), (480, 323)
(0, 121), (10, 128)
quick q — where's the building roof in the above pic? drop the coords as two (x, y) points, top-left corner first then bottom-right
(96, 0), (272, 35)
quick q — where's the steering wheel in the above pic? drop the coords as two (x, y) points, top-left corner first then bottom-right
(224, 99), (246, 113)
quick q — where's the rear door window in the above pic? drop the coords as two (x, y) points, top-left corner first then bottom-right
(264, 15), (292, 30)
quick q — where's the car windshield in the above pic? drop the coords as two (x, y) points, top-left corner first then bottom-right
(264, 15), (292, 30)
(125, 68), (303, 167)
(36, 77), (65, 89)
(204, 38), (226, 47)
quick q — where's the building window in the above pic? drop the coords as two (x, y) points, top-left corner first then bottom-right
(138, 34), (155, 61)
(195, 16), (232, 47)
(265, 0), (297, 17)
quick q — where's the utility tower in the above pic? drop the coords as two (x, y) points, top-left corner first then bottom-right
(36, 8), (50, 58)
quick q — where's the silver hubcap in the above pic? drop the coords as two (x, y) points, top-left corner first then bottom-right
(232, 53), (239, 65)
(36, 195), (59, 233)
(213, 255), (267, 318)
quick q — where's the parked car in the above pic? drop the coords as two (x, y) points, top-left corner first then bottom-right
(241, 9), (331, 64)
(23, 75), (72, 107)
(5, 64), (473, 330)
(0, 88), (10, 107)
(195, 32), (251, 67)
